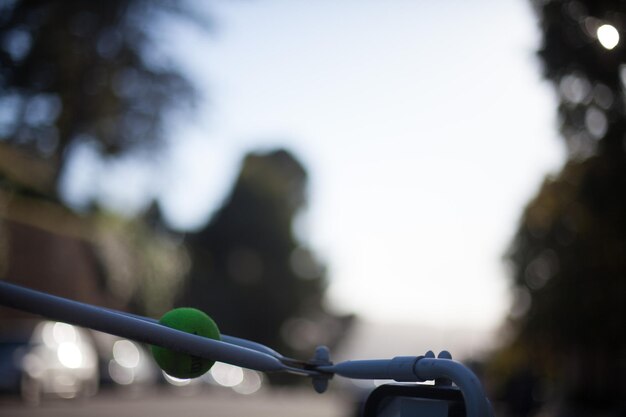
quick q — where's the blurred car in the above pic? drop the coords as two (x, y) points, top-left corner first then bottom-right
(0, 319), (161, 402)
(90, 330), (159, 389)
(0, 320), (99, 403)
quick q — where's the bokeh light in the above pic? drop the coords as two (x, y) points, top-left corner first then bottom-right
(209, 362), (244, 388)
(57, 342), (83, 369)
(232, 369), (264, 395)
(112, 339), (141, 369)
(162, 371), (191, 386)
(108, 360), (134, 385)
(597, 24), (619, 50)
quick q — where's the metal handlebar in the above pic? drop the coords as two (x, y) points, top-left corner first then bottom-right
(0, 281), (493, 417)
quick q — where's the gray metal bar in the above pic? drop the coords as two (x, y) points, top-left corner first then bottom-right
(0, 281), (292, 373)
(317, 356), (419, 381)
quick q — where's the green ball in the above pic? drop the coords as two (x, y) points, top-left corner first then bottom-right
(150, 308), (220, 379)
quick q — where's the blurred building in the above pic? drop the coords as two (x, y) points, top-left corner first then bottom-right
(0, 143), (121, 323)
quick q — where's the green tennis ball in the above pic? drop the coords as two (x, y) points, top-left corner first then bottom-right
(150, 307), (220, 379)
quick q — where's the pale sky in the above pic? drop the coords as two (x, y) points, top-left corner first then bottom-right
(63, 0), (564, 335)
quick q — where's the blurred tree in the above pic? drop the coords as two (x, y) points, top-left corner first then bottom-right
(492, 0), (626, 413)
(0, 0), (202, 196)
(180, 149), (353, 381)
(0, 0), (202, 317)
(93, 206), (190, 317)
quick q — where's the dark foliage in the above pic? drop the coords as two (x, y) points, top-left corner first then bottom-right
(0, 0), (199, 192)
(495, 0), (626, 413)
(180, 149), (353, 382)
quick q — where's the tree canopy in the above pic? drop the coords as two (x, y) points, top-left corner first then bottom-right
(180, 149), (353, 381)
(493, 0), (626, 412)
(0, 0), (200, 194)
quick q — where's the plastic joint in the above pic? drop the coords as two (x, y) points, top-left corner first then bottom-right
(310, 345), (333, 393)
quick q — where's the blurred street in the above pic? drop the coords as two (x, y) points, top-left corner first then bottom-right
(2, 0), (625, 415)
(0, 387), (351, 417)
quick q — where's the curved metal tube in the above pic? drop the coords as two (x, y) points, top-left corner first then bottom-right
(415, 358), (494, 417)
(317, 356), (492, 417)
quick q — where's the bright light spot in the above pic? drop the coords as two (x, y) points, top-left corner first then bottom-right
(597, 24), (619, 50)
(209, 362), (244, 387)
(57, 342), (83, 368)
(162, 371), (191, 386)
(112, 340), (141, 368)
(22, 353), (44, 378)
(40, 321), (57, 348)
(53, 322), (77, 344)
(109, 360), (135, 385)
(232, 369), (263, 395)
